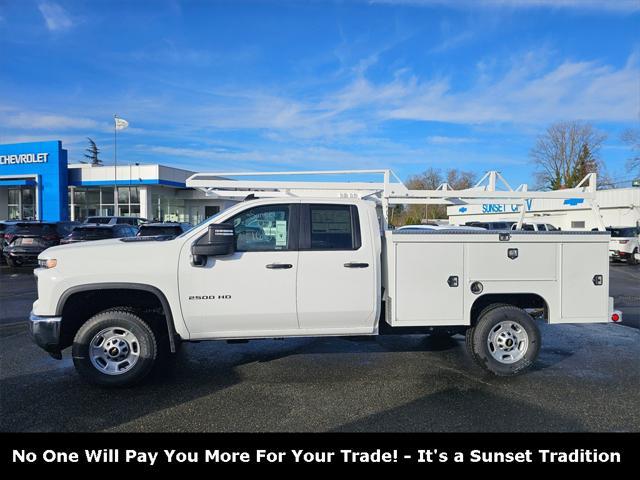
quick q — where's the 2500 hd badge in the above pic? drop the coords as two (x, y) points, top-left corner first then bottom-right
(188, 295), (232, 300)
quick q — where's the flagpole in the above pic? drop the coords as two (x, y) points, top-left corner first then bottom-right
(114, 114), (118, 215)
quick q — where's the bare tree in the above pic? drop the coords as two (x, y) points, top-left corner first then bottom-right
(531, 121), (607, 190)
(394, 168), (477, 225)
(84, 137), (103, 166)
(621, 127), (640, 175)
(446, 168), (476, 190)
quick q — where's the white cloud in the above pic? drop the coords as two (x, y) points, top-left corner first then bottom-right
(354, 51), (640, 124)
(2, 112), (98, 130)
(38, 2), (73, 31)
(369, 0), (640, 13)
(427, 136), (477, 144)
(105, 49), (638, 142)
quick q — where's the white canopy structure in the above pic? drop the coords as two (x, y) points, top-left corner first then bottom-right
(186, 169), (605, 230)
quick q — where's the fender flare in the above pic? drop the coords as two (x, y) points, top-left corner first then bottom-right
(56, 282), (178, 352)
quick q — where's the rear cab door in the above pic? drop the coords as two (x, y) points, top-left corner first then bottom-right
(296, 202), (378, 333)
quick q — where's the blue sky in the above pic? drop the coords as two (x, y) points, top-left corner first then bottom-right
(1, 0), (639, 186)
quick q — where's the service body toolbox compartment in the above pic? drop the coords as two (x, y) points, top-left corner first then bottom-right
(384, 230), (610, 327)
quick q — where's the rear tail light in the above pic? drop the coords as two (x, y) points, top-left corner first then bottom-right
(4, 233), (15, 244)
(618, 240), (629, 245)
(611, 312), (621, 322)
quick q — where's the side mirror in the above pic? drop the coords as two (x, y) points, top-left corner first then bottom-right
(191, 223), (235, 263)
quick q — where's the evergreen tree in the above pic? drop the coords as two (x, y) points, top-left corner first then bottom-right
(84, 137), (102, 166)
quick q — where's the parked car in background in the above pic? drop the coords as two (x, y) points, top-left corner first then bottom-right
(465, 221), (515, 230)
(607, 226), (639, 265)
(60, 224), (138, 244)
(396, 224), (487, 232)
(511, 222), (559, 232)
(2, 221), (78, 267)
(84, 216), (148, 227)
(0, 220), (20, 263)
(136, 222), (192, 238)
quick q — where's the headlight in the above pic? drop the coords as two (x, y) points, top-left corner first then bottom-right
(38, 258), (57, 269)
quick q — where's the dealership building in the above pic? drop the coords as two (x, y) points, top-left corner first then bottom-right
(0, 140), (235, 224)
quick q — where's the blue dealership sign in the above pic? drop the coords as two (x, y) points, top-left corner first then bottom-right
(0, 141), (69, 221)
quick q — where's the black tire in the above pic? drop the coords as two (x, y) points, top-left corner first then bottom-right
(6, 257), (19, 268)
(72, 308), (158, 387)
(465, 305), (540, 376)
(465, 303), (510, 365)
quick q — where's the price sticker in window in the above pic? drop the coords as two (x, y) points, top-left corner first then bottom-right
(275, 220), (287, 247)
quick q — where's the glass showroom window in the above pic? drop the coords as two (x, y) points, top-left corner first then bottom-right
(117, 187), (141, 217)
(100, 187), (115, 216)
(151, 193), (186, 222)
(69, 186), (117, 220)
(7, 186), (36, 220)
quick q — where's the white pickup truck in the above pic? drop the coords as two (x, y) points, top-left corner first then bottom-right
(29, 170), (622, 386)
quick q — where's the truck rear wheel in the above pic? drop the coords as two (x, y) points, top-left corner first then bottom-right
(72, 309), (158, 387)
(466, 305), (540, 376)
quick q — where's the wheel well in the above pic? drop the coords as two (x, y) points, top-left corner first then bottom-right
(470, 293), (548, 326)
(59, 288), (174, 351)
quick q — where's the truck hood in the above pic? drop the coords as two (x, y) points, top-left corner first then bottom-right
(43, 236), (175, 255)
(39, 237), (180, 264)
(37, 236), (183, 287)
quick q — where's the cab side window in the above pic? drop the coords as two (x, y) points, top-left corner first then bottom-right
(231, 205), (292, 251)
(307, 204), (361, 250)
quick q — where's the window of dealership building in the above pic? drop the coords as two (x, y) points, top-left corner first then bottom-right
(0, 140), (234, 224)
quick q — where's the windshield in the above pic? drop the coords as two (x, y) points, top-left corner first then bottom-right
(138, 226), (182, 236)
(608, 227), (638, 238)
(69, 227), (114, 240)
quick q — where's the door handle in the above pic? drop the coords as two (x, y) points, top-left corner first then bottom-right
(266, 263), (293, 269)
(344, 262), (369, 268)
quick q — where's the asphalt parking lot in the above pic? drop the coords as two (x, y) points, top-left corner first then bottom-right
(1, 262), (639, 432)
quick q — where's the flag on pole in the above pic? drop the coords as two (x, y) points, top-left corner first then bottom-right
(114, 116), (129, 130)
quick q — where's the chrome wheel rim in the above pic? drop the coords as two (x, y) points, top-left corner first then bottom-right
(487, 321), (529, 364)
(89, 327), (140, 375)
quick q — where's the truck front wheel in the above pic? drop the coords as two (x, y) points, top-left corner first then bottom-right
(72, 309), (158, 387)
(466, 305), (540, 376)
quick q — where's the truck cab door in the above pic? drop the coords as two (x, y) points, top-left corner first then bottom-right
(295, 203), (378, 333)
(178, 203), (300, 337)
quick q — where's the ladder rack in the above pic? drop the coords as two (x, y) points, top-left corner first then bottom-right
(186, 169), (605, 231)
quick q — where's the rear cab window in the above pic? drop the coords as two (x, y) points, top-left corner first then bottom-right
(305, 204), (361, 250)
(7, 223), (57, 235)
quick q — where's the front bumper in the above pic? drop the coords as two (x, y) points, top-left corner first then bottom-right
(4, 248), (43, 264)
(29, 311), (63, 359)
